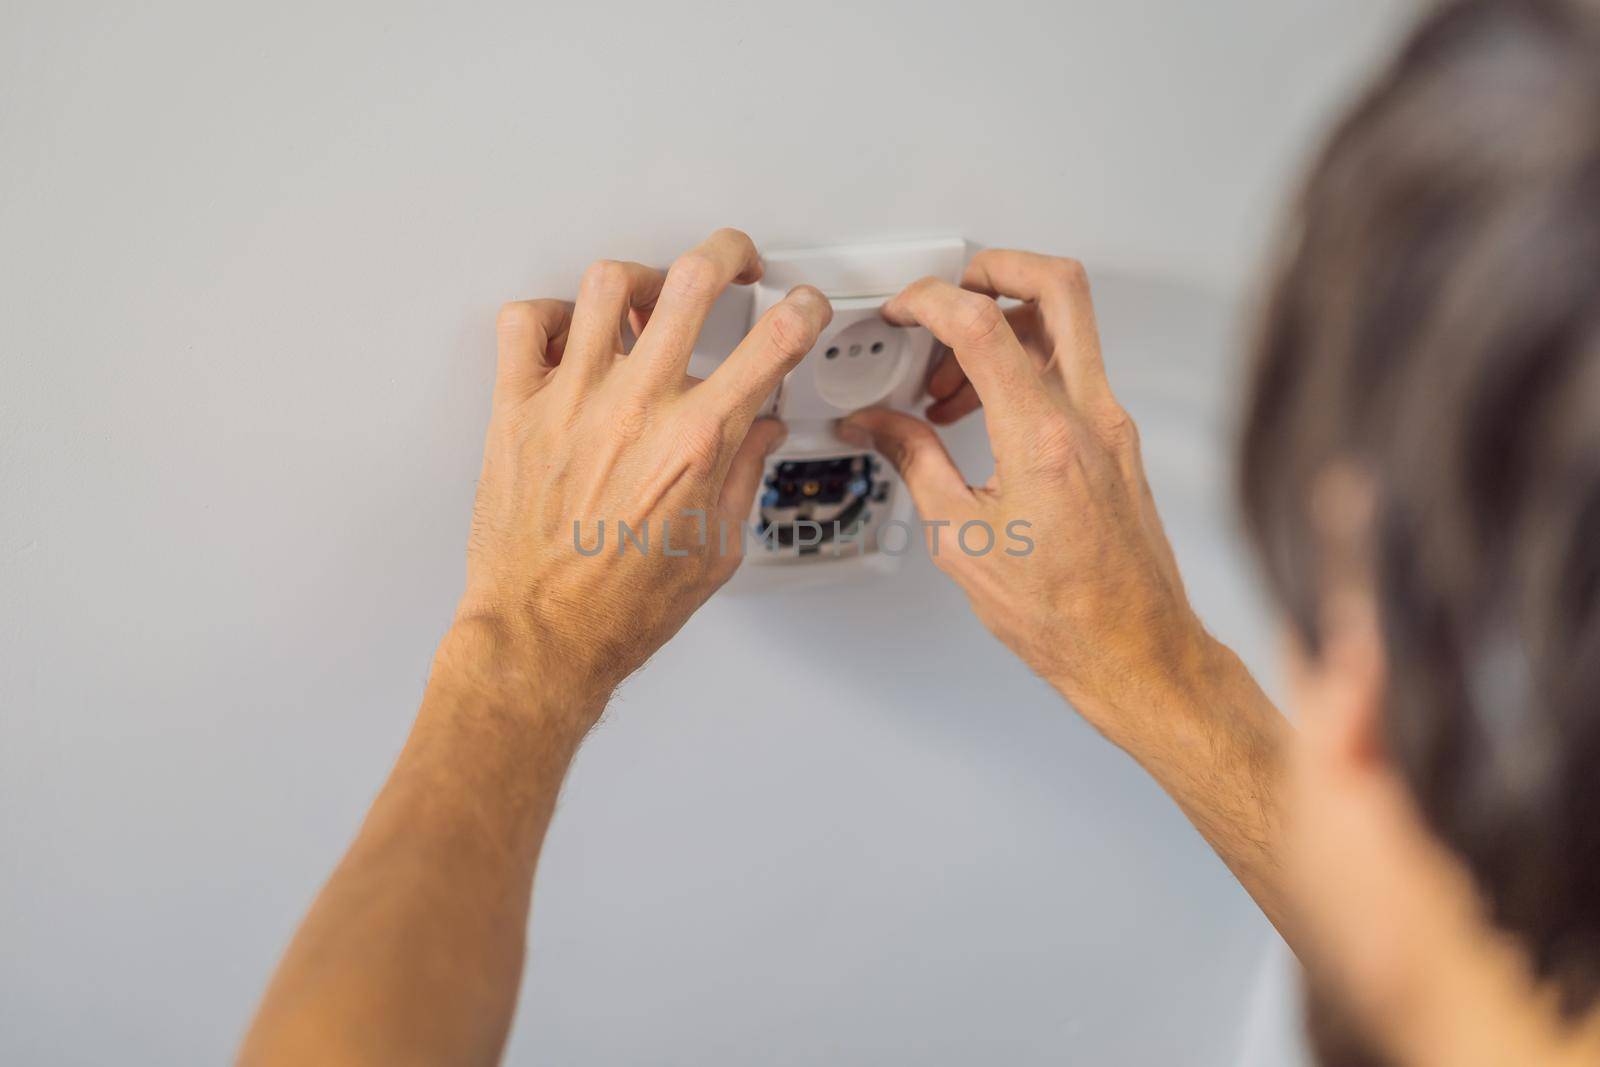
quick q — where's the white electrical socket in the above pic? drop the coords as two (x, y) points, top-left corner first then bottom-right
(726, 236), (967, 581)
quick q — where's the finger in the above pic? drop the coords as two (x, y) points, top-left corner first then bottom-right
(1001, 302), (1050, 365)
(633, 228), (762, 386)
(926, 300), (1043, 392)
(926, 344), (964, 400)
(563, 259), (666, 384)
(881, 277), (1048, 430)
(698, 285), (832, 428)
(494, 299), (572, 399)
(837, 407), (969, 519)
(926, 379), (980, 425)
(717, 417), (787, 526)
(960, 249), (1107, 401)
(923, 304), (1046, 425)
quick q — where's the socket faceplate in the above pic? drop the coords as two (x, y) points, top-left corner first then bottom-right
(736, 237), (967, 576)
(750, 236), (965, 451)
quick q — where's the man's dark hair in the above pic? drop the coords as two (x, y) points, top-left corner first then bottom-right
(1240, 0), (1600, 1014)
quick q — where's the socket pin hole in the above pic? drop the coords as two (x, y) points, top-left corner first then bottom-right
(870, 341), (884, 354)
(825, 346), (839, 359)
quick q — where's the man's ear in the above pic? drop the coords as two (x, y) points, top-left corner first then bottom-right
(1301, 464), (1389, 774)
(1314, 586), (1388, 772)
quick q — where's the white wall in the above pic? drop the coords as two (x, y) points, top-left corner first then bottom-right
(1, 2), (1408, 1063)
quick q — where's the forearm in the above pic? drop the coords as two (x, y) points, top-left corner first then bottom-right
(239, 621), (601, 1067)
(1061, 634), (1300, 950)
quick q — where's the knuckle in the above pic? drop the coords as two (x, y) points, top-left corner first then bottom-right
(1050, 256), (1091, 292)
(765, 304), (817, 361)
(496, 301), (539, 337)
(581, 258), (630, 296)
(675, 414), (725, 471)
(956, 294), (1007, 347)
(609, 397), (651, 444)
(971, 248), (1016, 277)
(1030, 412), (1081, 464)
(1094, 401), (1137, 448)
(667, 252), (723, 301)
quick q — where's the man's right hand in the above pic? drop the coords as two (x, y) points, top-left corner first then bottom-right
(839, 250), (1213, 746)
(842, 249), (1296, 940)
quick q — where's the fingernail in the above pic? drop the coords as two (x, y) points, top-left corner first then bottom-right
(787, 284), (828, 310)
(835, 418), (870, 448)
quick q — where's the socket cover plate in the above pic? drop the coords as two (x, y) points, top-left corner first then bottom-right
(734, 236), (966, 579)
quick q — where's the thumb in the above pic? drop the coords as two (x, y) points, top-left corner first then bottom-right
(718, 416), (787, 524)
(837, 407), (967, 519)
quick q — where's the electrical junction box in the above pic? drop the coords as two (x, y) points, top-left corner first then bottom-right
(727, 236), (967, 582)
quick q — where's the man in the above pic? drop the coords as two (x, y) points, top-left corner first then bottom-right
(238, 1), (1600, 1063)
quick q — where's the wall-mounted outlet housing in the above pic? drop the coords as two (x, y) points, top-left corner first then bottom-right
(731, 236), (966, 580)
